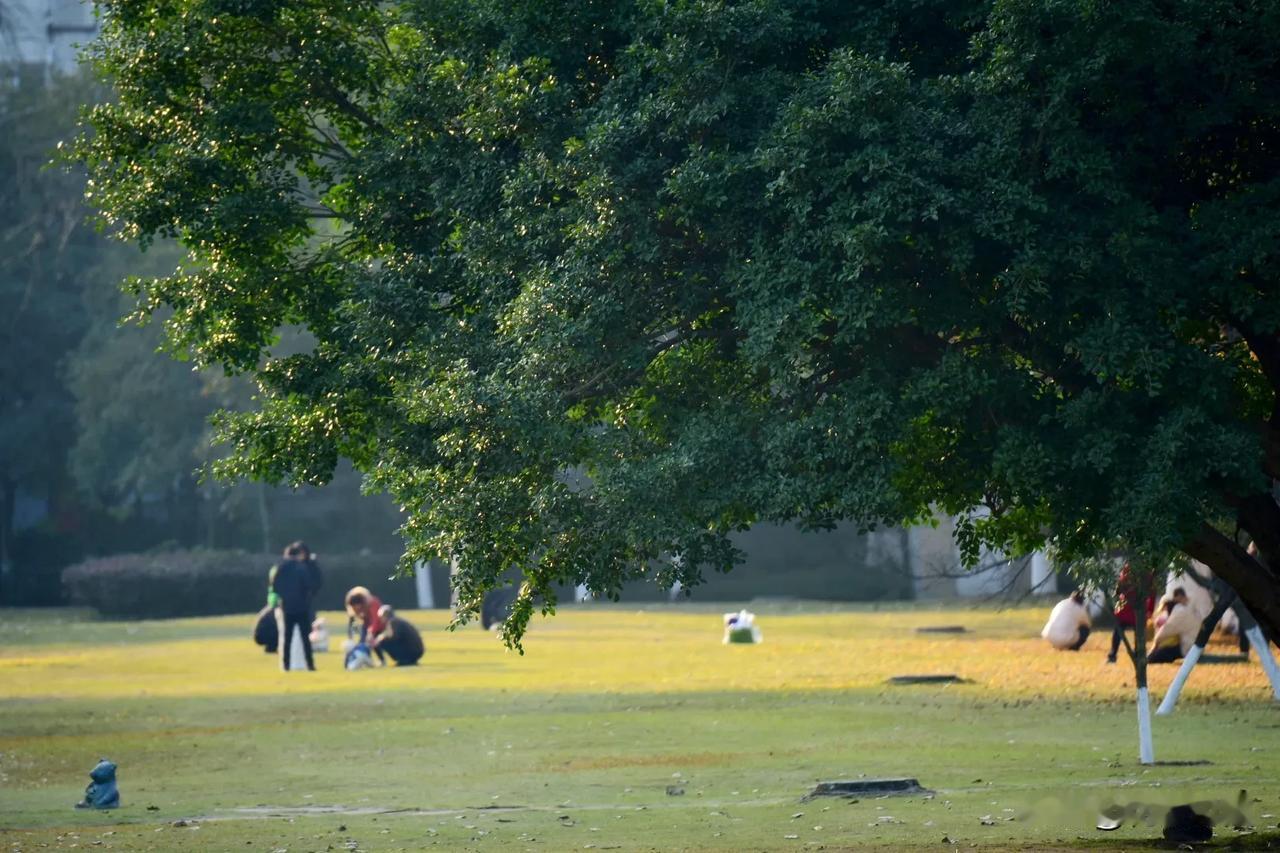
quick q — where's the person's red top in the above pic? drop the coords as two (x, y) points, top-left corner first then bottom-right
(1114, 564), (1156, 627)
(363, 594), (387, 638)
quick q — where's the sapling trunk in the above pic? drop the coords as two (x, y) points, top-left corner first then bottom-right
(1157, 589), (1235, 715)
(1128, 572), (1154, 764)
(1244, 625), (1280, 700)
(257, 483), (272, 556)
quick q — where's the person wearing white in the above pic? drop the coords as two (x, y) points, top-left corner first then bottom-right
(1165, 561), (1213, 621)
(1042, 591), (1092, 651)
(1149, 588), (1200, 663)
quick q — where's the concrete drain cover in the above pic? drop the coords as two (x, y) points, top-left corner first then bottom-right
(805, 779), (932, 800)
(887, 674), (967, 685)
(915, 626), (968, 634)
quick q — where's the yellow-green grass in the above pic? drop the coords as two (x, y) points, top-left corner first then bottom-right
(1, 604), (1277, 851)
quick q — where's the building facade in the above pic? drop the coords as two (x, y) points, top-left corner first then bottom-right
(1, 0), (97, 74)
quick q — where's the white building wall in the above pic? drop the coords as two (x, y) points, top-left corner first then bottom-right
(1, 0), (98, 73)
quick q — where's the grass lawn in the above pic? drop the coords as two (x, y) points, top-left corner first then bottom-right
(1, 602), (1278, 851)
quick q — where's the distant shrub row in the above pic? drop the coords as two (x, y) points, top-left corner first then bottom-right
(62, 549), (442, 619)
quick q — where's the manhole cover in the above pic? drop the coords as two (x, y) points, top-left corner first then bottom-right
(887, 674), (967, 685)
(805, 779), (932, 799)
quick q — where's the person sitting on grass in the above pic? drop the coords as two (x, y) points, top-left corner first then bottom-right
(1148, 587), (1199, 664)
(367, 605), (424, 666)
(1042, 590), (1092, 651)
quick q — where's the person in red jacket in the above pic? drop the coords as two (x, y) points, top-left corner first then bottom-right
(345, 586), (387, 645)
(1107, 563), (1156, 663)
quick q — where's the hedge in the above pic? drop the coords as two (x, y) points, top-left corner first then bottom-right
(62, 549), (439, 619)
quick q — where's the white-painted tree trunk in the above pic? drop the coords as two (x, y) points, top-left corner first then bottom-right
(414, 559), (434, 610)
(1245, 626), (1280, 700)
(1156, 644), (1203, 715)
(1136, 687), (1155, 764)
(1030, 552), (1054, 593)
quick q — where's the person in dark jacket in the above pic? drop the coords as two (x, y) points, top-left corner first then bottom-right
(369, 605), (424, 666)
(272, 542), (319, 671)
(287, 540), (323, 622)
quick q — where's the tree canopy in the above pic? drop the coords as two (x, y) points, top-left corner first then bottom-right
(80, 0), (1280, 645)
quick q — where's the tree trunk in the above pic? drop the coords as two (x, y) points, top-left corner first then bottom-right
(257, 483), (273, 555)
(1157, 587), (1235, 715)
(1129, 571), (1155, 765)
(0, 475), (14, 605)
(205, 490), (217, 549)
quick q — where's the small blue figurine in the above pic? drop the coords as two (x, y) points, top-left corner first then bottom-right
(75, 759), (120, 809)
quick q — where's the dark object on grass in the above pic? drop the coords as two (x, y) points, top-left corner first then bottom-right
(253, 605), (278, 653)
(1096, 795), (1247, 837)
(1150, 759), (1213, 767)
(665, 785), (685, 796)
(887, 674), (967, 685)
(805, 778), (931, 800)
(481, 587), (517, 630)
(915, 626), (968, 634)
(74, 759), (120, 809)
(1163, 804), (1214, 843)
(1198, 654), (1249, 664)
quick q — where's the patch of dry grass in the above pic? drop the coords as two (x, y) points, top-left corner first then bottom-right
(0, 604), (1267, 704)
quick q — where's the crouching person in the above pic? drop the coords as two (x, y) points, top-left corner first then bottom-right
(1042, 590), (1092, 651)
(345, 586), (386, 645)
(1148, 587), (1198, 664)
(369, 606), (424, 666)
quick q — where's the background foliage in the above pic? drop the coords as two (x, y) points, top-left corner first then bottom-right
(62, 549), (420, 618)
(0, 68), (405, 605)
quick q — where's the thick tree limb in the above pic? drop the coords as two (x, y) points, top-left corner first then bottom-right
(1183, 521), (1280, 641)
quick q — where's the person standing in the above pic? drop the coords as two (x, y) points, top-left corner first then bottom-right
(295, 541), (323, 622)
(1107, 563), (1155, 664)
(273, 542), (318, 671)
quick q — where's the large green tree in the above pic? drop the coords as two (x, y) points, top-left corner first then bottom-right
(80, 0), (1280, 645)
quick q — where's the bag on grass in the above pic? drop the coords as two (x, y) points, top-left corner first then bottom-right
(722, 609), (762, 644)
(253, 605), (278, 653)
(344, 641), (375, 670)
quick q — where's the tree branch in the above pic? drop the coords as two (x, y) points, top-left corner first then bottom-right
(1183, 520), (1280, 640)
(1233, 316), (1280, 422)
